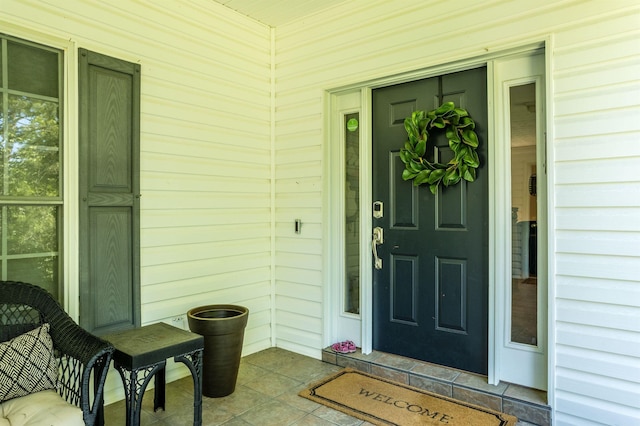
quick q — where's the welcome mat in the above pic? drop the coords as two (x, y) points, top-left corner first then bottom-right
(299, 369), (517, 426)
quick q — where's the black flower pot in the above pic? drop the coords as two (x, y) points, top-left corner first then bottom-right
(187, 304), (249, 397)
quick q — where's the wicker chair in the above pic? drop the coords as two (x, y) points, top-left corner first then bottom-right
(0, 280), (114, 426)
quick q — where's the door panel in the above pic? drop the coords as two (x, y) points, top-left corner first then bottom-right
(390, 254), (418, 324)
(372, 67), (488, 374)
(390, 151), (418, 228)
(436, 257), (466, 332)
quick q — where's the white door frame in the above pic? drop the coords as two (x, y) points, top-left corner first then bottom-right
(324, 89), (371, 348)
(491, 52), (548, 390)
(323, 43), (552, 390)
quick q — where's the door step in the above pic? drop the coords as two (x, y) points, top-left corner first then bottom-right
(322, 347), (551, 426)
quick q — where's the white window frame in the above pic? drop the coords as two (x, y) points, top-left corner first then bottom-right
(0, 21), (80, 319)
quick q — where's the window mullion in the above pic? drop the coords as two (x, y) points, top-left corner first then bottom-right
(2, 38), (8, 279)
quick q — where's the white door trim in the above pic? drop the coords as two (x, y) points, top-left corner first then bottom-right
(323, 90), (368, 347)
(491, 52), (548, 390)
(324, 42), (552, 391)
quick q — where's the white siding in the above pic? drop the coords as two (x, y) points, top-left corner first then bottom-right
(1, 0), (272, 402)
(551, 7), (640, 424)
(3, 0), (640, 422)
(274, 0), (640, 424)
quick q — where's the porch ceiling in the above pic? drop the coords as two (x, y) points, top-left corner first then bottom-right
(211, 0), (349, 26)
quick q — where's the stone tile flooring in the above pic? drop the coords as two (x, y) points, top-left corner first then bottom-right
(323, 349), (551, 426)
(102, 347), (548, 425)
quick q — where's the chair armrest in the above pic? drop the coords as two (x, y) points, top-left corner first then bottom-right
(52, 320), (114, 426)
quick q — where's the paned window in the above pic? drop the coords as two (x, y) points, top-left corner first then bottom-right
(0, 35), (63, 300)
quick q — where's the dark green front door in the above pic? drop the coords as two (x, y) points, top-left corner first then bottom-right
(372, 67), (488, 374)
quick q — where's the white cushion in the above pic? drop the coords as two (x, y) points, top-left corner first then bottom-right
(0, 390), (83, 426)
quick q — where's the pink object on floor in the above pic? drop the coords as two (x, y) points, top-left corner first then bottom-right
(331, 340), (356, 353)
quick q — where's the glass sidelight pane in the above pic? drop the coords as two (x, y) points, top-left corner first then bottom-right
(510, 83), (538, 346)
(344, 113), (360, 314)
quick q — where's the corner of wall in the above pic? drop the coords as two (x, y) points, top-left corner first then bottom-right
(269, 26), (277, 348)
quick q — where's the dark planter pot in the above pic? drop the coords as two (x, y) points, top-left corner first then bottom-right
(187, 304), (249, 398)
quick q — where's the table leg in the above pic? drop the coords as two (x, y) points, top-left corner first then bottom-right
(114, 361), (166, 426)
(175, 349), (203, 426)
(153, 366), (166, 412)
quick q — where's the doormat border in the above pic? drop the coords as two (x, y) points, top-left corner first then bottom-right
(299, 368), (517, 426)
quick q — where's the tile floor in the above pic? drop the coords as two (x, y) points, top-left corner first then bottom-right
(102, 347), (547, 425)
(322, 348), (550, 426)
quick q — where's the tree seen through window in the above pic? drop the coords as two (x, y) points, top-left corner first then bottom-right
(0, 35), (62, 300)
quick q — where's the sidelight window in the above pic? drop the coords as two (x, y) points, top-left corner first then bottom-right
(344, 112), (360, 315)
(509, 82), (539, 347)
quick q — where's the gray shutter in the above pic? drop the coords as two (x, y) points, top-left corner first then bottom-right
(78, 49), (140, 335)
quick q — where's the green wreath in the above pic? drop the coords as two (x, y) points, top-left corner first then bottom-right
(399, 101), (480, 194)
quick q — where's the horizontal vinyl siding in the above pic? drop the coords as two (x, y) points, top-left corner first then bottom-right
(5, 0), (640, 421)
(552, 6), (640, 425)
(274, 0), (640, 423)
(2, 0), (272, 403)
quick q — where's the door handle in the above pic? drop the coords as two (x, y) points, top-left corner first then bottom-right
(372, 227), (384, 270)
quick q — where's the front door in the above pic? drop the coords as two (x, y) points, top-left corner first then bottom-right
(372, 67), (488, 374)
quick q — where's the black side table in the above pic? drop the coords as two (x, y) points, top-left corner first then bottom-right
(104, 322), (204, 426)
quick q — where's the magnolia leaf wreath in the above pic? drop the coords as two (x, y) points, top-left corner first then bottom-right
(399, 101), (480, 194)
